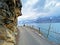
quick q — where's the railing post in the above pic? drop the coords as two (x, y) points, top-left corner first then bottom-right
(39, 27), (40, 34)
(47, 23), (51, 38)
(47, 17), (52, 38)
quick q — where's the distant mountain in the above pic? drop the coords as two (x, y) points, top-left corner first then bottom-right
(18, 16), (60, 24)
(36, 16), (60, 23)
(18, 19), (36, 24)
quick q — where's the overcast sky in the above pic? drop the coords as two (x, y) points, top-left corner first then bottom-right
(18, 0), (60, 21)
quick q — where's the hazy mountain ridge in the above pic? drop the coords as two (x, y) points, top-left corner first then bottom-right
(18, 16), (60, 24)
(36, 16), (60, 23)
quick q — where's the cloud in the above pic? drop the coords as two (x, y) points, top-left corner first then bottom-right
(18, 0), (60, 21)
(19, 0), (39, 20)
(55, 3), (60, 7)
(40, 0), (60, 17)
(44, 1), (56, 9)
(25, 0), (38, 6)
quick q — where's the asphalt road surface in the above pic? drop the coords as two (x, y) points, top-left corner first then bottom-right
(18, 27), (55, 45)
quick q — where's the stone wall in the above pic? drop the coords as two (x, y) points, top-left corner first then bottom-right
(0, 0), (22, 45)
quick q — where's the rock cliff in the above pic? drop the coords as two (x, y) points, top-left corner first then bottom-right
(0, 0), (22, 45)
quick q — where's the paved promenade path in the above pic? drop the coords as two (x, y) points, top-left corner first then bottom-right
(18, 26), (56, 45)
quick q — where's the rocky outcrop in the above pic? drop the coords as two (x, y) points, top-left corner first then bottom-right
(0, 0), (22, 45)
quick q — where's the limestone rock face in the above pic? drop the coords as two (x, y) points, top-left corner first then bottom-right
(0, 0), (22, 45)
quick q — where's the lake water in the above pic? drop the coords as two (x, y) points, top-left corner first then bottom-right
(18, 23), (60, 44)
